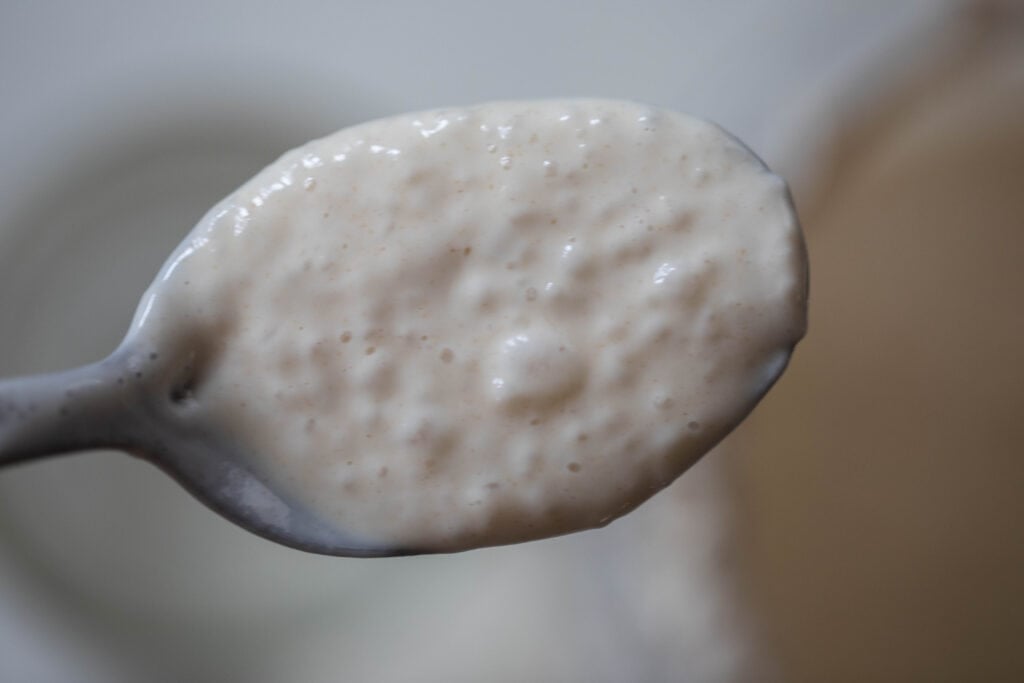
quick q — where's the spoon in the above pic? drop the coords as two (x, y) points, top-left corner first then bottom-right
(0, 344), (402, 557)
(0, 99), (807, 558)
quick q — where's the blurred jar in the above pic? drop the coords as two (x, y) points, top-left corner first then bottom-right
(726, 4), (1024, 681)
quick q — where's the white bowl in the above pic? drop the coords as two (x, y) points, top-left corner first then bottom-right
(0, 2), (944, 681)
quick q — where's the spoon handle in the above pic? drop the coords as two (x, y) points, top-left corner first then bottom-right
(0, 359), (130, 466)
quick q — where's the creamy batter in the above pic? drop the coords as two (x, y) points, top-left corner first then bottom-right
(129, 100), (806, 552)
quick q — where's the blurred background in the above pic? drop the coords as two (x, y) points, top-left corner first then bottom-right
(1, 1), (1022, 681)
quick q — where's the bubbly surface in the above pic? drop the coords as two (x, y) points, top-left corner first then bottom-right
(132, 100), (806, 551)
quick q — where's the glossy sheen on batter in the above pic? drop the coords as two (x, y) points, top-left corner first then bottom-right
(130, 100), (807, 551)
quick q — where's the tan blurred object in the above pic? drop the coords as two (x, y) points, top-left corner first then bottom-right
(729, 4), (1024, 681)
